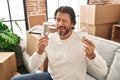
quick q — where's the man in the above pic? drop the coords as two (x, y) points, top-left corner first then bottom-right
(11, 6), (108, 80)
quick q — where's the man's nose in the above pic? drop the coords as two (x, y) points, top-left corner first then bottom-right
(59, 21), (64, 26)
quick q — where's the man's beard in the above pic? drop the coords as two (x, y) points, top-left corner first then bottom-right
(57, 26), (71, 36)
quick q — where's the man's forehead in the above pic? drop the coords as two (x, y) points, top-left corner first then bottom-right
(56, 12), (70, 19)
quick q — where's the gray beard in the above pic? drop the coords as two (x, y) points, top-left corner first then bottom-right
(58, 28), (71, 36)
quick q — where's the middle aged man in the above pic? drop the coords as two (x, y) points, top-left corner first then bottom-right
(11, 6), (108, 80)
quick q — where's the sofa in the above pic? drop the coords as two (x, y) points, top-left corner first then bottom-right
(23, 33), (120, 80)
(86, 35), (120, 80)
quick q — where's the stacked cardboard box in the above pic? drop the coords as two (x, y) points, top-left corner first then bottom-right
(0, 52), (17, 80)
(80, 4), (120, 39)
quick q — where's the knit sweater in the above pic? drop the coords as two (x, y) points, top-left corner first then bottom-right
(29, 32), (107, 80)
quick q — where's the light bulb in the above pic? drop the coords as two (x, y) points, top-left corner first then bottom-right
(43, 22), (49, 36)
(80, 27), (88, 38)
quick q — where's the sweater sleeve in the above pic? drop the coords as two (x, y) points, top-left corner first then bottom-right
(86, 49), (108, 79)
(29, 51), (47, 73)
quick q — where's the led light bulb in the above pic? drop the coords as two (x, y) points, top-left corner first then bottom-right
(43, 22), (49, 36)
(80, 27), (88, 38)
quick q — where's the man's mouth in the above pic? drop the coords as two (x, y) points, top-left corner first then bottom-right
(58, 26), (65, 32)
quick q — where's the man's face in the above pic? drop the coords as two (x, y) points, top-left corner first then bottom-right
(55, 12), (73, 37)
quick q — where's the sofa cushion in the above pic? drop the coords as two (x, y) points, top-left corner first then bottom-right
(106, 49), (120, 80)
(88, 35), (120, 68)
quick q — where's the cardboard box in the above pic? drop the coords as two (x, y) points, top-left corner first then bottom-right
(0, 52), (17, 80)
(28, 15), (46, 29)
(80, 4), (120, 25)
(111, 24), (120, 42)
(27, 26), (57, 56)
(27, 32), (40, 56)
(80, 22), (114, 39)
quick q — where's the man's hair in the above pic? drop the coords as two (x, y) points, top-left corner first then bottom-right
(54, 6), (76, 27)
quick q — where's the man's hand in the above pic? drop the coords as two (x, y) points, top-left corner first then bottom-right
(81, 37), (96, 60)
(37, 36), (49, 55)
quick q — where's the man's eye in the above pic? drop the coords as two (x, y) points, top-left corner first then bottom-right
(56, 19), (60, 22)
(63, 20), (67, 23)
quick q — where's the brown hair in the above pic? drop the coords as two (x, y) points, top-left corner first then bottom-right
(54, 6), (76, 27)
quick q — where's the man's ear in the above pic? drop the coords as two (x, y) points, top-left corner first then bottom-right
(71, 23), (75, 29)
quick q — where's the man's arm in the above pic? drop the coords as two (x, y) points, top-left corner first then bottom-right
(29, 51), (47, 72)
(86, 49), (108, 79)
(81, 38), (108, 79)
(29, 35), (49, 72)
